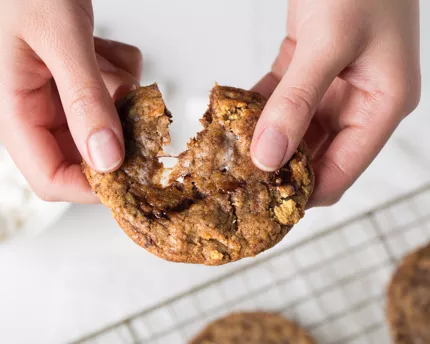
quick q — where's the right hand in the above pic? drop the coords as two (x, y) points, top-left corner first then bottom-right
(0, 0), (142, 203)
(251, 0), (420, 207)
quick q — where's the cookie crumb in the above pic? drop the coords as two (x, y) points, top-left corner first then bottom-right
(277, 185), (295, 198)
(209, 250), (224, 261)
(291, 160), (311, 186)
(274, 199), (301, 226)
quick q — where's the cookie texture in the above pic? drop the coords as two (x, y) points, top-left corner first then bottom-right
(84, 84), (314, 265)
(189, 312), (316, 344)
(387, 243), (430, 343)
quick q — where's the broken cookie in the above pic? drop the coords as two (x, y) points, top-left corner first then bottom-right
(83, 85), (314, 265)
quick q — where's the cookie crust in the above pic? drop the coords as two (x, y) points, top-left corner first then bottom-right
(84, 85), (314, 265)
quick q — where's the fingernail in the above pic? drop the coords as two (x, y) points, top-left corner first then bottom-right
(96, 54), (118, 73)
(253, 127), (288, 171)
(88, 129), (123, 172)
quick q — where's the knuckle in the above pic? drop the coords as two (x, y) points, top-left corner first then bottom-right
(127, 44), (143, 59)
(0, 90), (34, 123)
(403, 77), (421, 114)
(36, 162), (76, 202)
(280, 86), (318, 115)
(321, 156), (350, 183)
(41, 193), (58, 203)
(125, 44), (143, 65)
(324, 193), (344, 207)
(317, 156), (350, 206)
(36, 164), (66, 202)
(129, 46), (143, 74)
(68, 84), (104, 116)
(274, 37), (295, 71)
(35, 188), (58, 203)
(311, 188), (344, 208)
(387, 73), (421, 116)
(279, 36), (293, 53)
(35, 179), (56, 203)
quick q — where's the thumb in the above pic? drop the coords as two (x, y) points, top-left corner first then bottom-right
(251, 41), (350, 172)
(25, 3), (124, 173)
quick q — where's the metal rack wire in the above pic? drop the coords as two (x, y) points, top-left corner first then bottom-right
(72, 184), (430, 344)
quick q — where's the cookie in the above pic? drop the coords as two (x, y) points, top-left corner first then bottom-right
(387, 243), (430, 343)
(84, 84), (314, 265)
(189, 312), (316, 344)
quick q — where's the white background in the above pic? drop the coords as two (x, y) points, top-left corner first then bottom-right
(1, 1), (430, 343)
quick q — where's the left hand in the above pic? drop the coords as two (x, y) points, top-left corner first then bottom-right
(251, 0), (421, 207)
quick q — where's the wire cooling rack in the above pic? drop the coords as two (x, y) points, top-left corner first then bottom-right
(72, 184), (430, 344)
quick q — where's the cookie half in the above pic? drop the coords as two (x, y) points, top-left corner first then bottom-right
(387, 243), (430, 343)
(190, 312), (316, 344)
(84, 85), (314, 265)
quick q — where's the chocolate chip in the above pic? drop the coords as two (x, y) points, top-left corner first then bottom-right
(153, 209), (168, 219)
(271, 168), (291, 186)
(277, 169), (291, 184)
(170, 199), (194, 212)
(221, 180), (245, 193)
(174, 183), (184, 192)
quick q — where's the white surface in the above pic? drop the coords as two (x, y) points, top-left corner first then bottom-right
(76, 188), (430, 343)
(1, 1), (430, 343)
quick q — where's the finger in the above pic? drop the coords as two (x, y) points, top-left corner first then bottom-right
(24, 4), (124, 173)
(251, 73), (279, 100)
(2, 84), (98, 203)
(286, 0), (299, 40)
(251, 37), (355, 172)
(303, 119), (330, 159)
(308, 94), (401, 208)
(252, 37), (296, 99)
(304, 79), (350, 159)
(6, 126), (98, 203)
(94, 37), (143, 80)
(97, 53), (139, 97)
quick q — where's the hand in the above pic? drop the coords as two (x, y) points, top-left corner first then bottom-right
(251, 0), (421, 207)
(0, 0), (142, 203)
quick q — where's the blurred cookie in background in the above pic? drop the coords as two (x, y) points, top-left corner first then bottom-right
(387, 242), (430, 343)
(190, 311), (316, 344)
